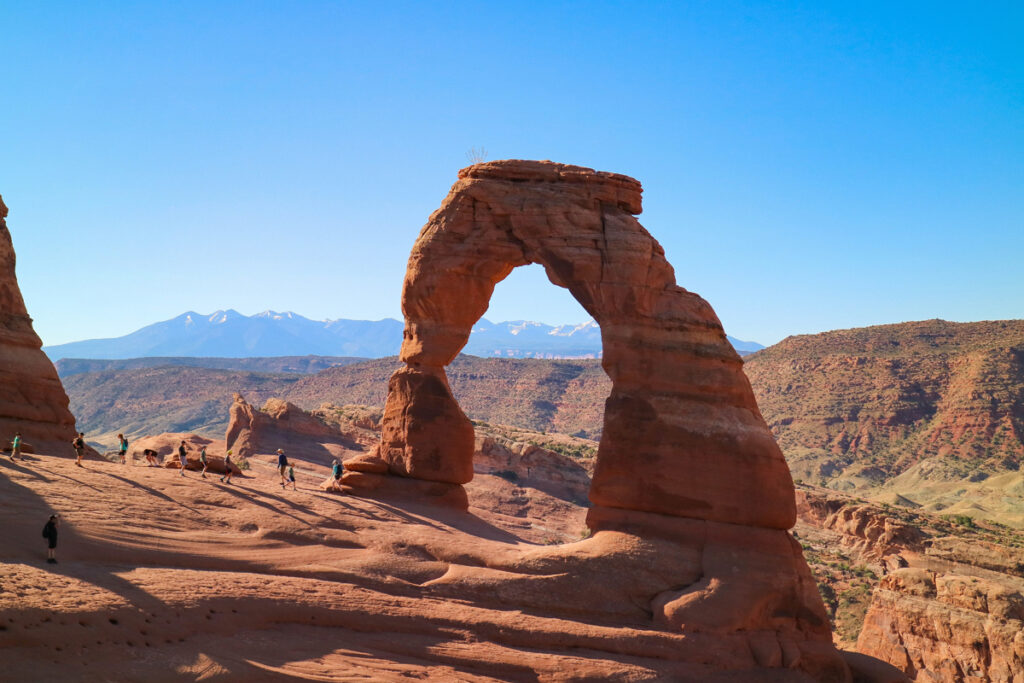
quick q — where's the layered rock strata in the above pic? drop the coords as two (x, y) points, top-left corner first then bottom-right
(0, 195), (77, 453)
(345, 161), (869, 680)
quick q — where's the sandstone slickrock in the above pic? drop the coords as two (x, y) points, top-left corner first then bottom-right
(0, 195), (78, 453)
(345, 160), (867, 680)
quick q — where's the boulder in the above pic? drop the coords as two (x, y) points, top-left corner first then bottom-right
(225, 393), (358, 469)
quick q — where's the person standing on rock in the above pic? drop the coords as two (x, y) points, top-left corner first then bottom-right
(277, 449), (288, 488)
(220, 452), (234, 484)
(178, 441), (188, 477)
(11, 432), (23, 461)
(199, 446), (208, 478)
(42, 514), (59, 564)
(286, 464), (296, 490)
(72, 433), (85, 467)
(117, 434), (128, 465)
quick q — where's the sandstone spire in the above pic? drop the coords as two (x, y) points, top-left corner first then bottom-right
(0, 195), (78, 453)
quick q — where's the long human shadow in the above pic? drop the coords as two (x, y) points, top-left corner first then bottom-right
(336, 490), (527, 545)
(37, 465), (105, 493)
(95, 470), (201, 514)
(1, 458), (676, 681)
(0, 457), (52, 483)
(209, 478), (318, 527)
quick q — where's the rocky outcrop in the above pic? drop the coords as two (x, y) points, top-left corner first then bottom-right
(343, 161), (869, 680)
(857, 567), (1024, 681)
(796, 488), (926, 563)
(225, 393), (362, 468)
(0, 195), (78, 454)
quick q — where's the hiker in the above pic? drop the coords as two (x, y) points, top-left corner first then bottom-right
(11, 432), (23, 461)
(42, 514), (59, 564)
(331, 458), (343, 483)
(220, 452), (233, 484)
(177, 441), (188, 476)
(117, 434), (128, 465)
(277, 449), (288, 488)
(199, 446), (208, 478)
(286, 464), (296, 490)
(72, 433), (86, 467)
(143, 448), (159, 467)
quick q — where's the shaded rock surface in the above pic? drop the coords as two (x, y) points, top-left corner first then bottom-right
(0, 451), (858, 682)
(0, 195), (78, 454)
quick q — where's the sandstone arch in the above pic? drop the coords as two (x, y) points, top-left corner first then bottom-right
(368, 160), (795, 530)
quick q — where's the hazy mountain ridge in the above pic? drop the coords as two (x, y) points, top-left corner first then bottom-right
(55, 355), (366, 378)
(43, 309), (763, 360)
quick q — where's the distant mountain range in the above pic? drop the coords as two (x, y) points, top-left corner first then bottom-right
(42, 309), (764, 360)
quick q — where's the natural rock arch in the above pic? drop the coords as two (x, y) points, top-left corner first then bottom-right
(362, 160), (795, 530)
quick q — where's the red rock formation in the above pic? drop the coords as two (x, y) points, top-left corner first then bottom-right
(796, 489), (926, 562)
(374, 160), (795, 529)
(346, 161), (872, 680)
(0, 195), (78, 454)
(858, 566), (1024, 681)
(225, 393), (360, 469)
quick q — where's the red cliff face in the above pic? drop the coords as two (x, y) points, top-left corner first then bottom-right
(794, 486), (1024, 681)
(0, 195), (78, 453)
(857, 563), (1024, 681)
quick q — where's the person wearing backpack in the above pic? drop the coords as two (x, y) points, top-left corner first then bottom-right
(277, 449), (289, 488)
(11, 432), (23, 461)
(117, 434), (128, 465)
(220, 452), (234, 484)
(72, 433), (86, 467)
(42, 514), (59, 564)
(177, 441), (188, 477)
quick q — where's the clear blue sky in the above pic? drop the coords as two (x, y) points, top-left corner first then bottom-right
(2, 1), (1021, 346)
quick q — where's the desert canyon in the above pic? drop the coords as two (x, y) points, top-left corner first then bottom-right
(3, 164), (1021, 682)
